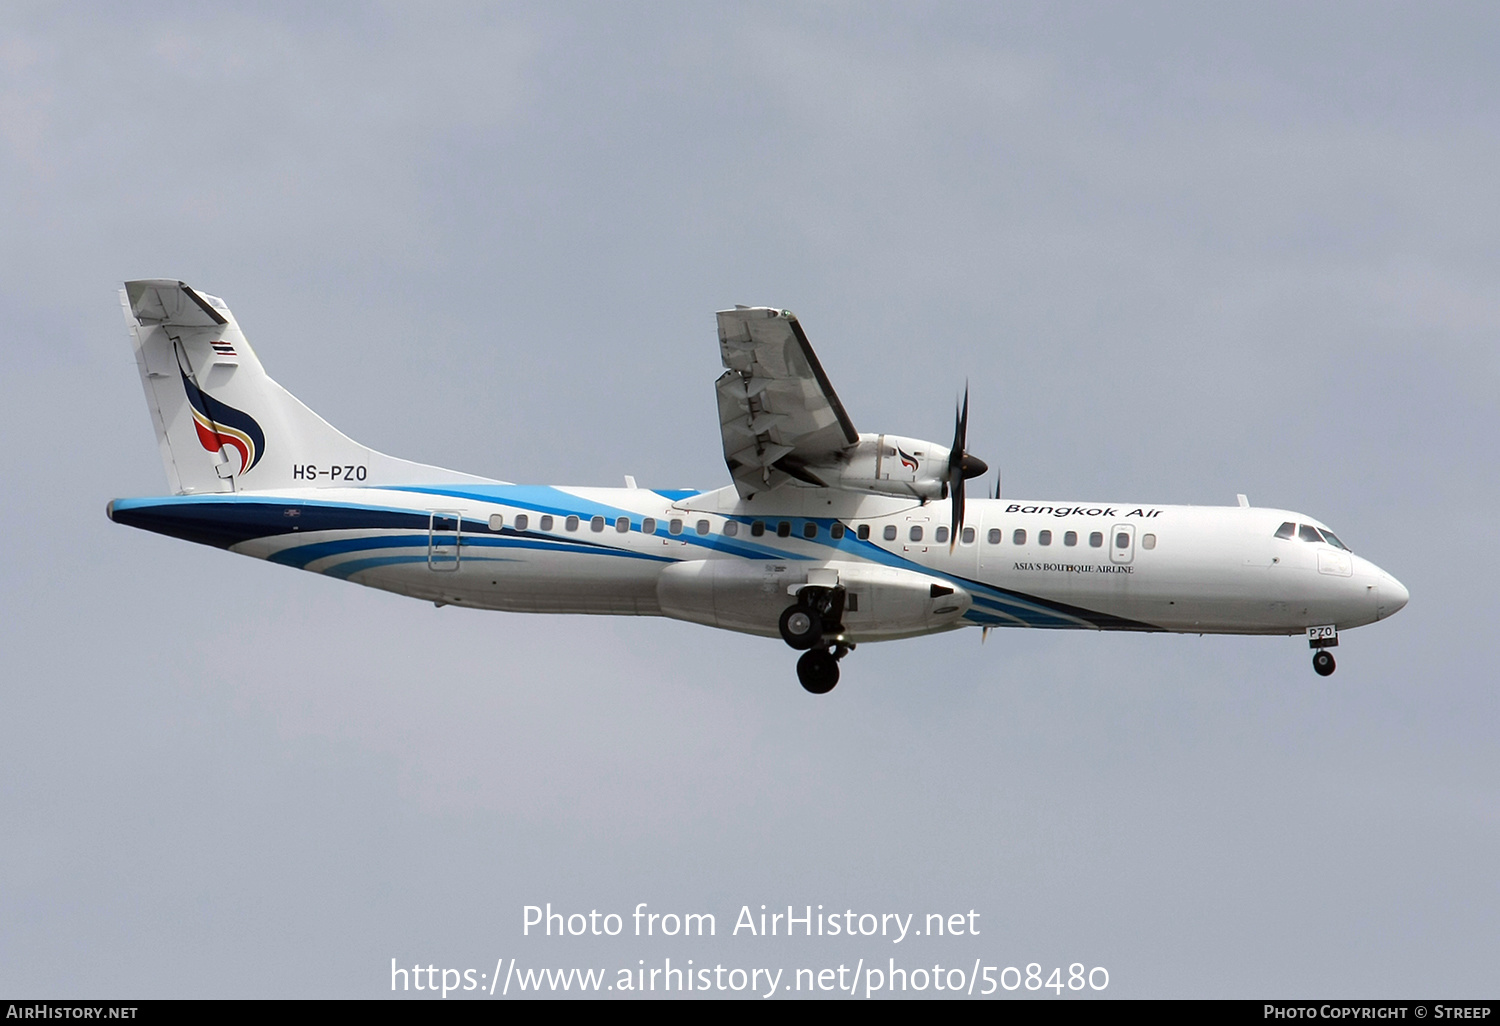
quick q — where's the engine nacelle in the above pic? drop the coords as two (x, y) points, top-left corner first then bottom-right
(821, 433), (952, 500)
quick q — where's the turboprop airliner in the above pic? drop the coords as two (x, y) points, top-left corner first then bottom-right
(109, 280), (1408, 693)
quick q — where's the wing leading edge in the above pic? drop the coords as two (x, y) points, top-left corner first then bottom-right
(715, 307), (859, 497)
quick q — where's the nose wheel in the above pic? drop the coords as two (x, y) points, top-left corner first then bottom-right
(1308, 625), (1338, 676)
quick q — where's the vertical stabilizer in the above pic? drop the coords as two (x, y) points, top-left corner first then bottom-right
(122, 280), (499, 494)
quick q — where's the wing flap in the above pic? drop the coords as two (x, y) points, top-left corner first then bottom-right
(714, 307), (858, 497)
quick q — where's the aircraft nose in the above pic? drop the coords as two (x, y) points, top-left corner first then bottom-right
(1378, 572), (1409, 619)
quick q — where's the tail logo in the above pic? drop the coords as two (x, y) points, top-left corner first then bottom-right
(179, 366), (265, 475)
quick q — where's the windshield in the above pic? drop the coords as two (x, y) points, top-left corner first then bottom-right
(1318, 528), (1350, 551)
(1274, 521), (1353, 551)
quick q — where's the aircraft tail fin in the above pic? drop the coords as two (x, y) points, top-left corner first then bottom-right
(121, 280), (499, 494)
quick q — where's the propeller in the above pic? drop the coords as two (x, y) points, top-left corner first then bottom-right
(946, 385), (989, 549)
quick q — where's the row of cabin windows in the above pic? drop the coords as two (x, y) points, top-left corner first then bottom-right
(487, 513), (635, 534)
(485, 514), (851, 539)
(484, 513), (1156, 550)
(1273, 521), (1350, 550)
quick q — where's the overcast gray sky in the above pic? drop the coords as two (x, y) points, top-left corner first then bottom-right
(2, 1), (1496, 998)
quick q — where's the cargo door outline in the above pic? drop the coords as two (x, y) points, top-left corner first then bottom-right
(429, 510), (462, 571)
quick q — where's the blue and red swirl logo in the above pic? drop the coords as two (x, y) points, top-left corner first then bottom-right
(179, 365), (265, 475)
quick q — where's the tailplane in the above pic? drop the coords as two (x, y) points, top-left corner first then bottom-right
(122, 280), (498, 494)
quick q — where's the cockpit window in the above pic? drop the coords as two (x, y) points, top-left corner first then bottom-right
(1298, 524), (1323, 543)
(1274, 522), (1296, 540)
(1319, 528), (1350, 551)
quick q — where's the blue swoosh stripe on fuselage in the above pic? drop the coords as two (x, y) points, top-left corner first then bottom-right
(112, 490), (1156, 631)
(266, 531), (679, 570)
(352, 490), (1149, 628)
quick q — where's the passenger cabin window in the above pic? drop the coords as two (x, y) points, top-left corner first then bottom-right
(883, 525), (897, 541)
(962, 526), (975, 544)
(642, 517), (655, 535)
(489, 514), (504, 531)
(1298, 524), (1322, 543)
(751, 521), (765, 537)
(910, 526), (923, 542)
(830, 523), (845, 540)
(1142, 533), (1157, 550)
(934, 526), (948, 544)
(590, 515), (605, 532)
(669, 518), (683, 535)
(1274, 521), (1296, 540)
(987, 528), (1001, 544)
(539, 515), (554, 531)
(514, 514), (529, 531)
(857, 524), (870, 540)
(1038, 530), (1052, 546)
(615, 516), (629, 533)
(1063, 530), (1077, 546)
(1013, 529), (1026, 545)
(1115, 532), (1129, 549)
(803, 522), (817, 539)
(696, 519), (710, 535)
(723, 521), (739, 537)
(777, 521), (791, 538)
(1089, 531), (1103, 548)
(565, 515), (580, 532)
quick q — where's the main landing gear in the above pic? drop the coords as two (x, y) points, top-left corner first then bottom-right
(780, 586), (853, 694)
(1308, 625), (1338, 676)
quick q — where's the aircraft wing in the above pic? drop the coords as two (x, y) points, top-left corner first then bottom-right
(715, 307), (859, 497)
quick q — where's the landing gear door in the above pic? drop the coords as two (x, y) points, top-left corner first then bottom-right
(1110, 523), (1135, 565)
(429, 511), (461, 571)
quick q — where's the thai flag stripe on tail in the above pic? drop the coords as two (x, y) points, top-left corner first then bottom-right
(211, 340), (237, 356)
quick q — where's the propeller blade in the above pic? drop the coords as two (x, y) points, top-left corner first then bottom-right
(948, 386), (970, 550)
(950, 475), (965, 550)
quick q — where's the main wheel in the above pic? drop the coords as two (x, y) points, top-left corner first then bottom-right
(1313, 650), (1336, 676)
(779, 604), (823, 650)
(797, 649), (840, 694)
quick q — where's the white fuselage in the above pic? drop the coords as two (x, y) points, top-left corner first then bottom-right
(108, 482), (1409, 643)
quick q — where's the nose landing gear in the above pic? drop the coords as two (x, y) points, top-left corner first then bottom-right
(781, 586), (852, 694)
(1308, 625), (1338, 676)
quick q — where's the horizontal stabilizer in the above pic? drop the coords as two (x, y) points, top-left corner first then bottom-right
(125, 279), (227, 327)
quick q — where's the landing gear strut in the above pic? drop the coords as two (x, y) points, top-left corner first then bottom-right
(1308, 625), (1338, 676)
(782, 586), (853, 694)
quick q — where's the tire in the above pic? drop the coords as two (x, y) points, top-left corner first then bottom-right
(797, 649), (840, 694)
(1313, 650), (1336, 677)
(778, 604), (823, 650)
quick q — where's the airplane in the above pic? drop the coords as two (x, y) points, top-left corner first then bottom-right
(108, 279), (1409, 694)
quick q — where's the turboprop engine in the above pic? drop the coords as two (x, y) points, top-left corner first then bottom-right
(825, 432), (956, 501)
